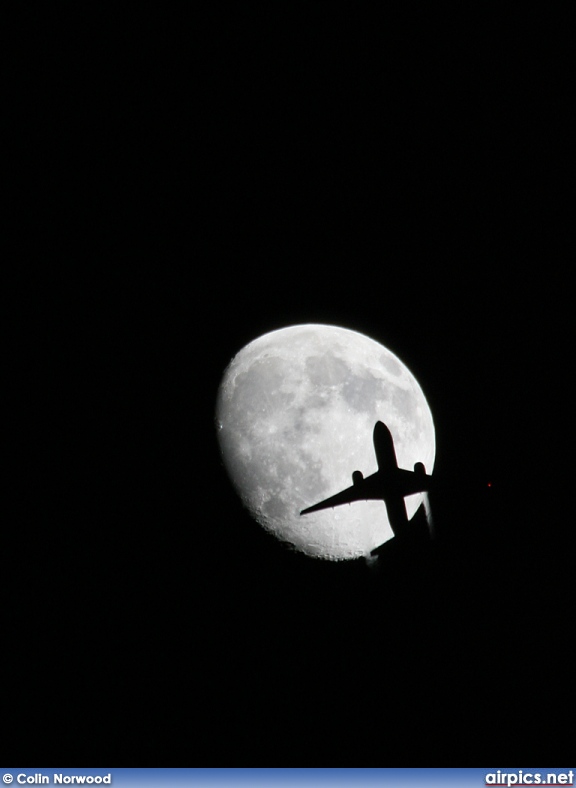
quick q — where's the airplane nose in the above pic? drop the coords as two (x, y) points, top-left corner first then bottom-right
(374, 420), (390, 437)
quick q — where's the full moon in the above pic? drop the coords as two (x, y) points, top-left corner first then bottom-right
(215, 324), (435, 560)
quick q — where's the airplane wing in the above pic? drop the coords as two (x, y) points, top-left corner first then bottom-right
(300, 471), (418, 537)
(300, 472), (381, 515)
(394, 466), (433, 497)
(300, 462), (433, 517)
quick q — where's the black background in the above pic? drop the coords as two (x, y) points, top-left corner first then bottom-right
(6, 4), (574, 765)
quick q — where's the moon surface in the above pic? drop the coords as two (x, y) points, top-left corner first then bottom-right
(215, 324), (435, 560)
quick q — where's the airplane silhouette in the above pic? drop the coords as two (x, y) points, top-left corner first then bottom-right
(300, 421), (434, 542)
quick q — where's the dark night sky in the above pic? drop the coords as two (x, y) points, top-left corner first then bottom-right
(6, 4), (574, 765)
